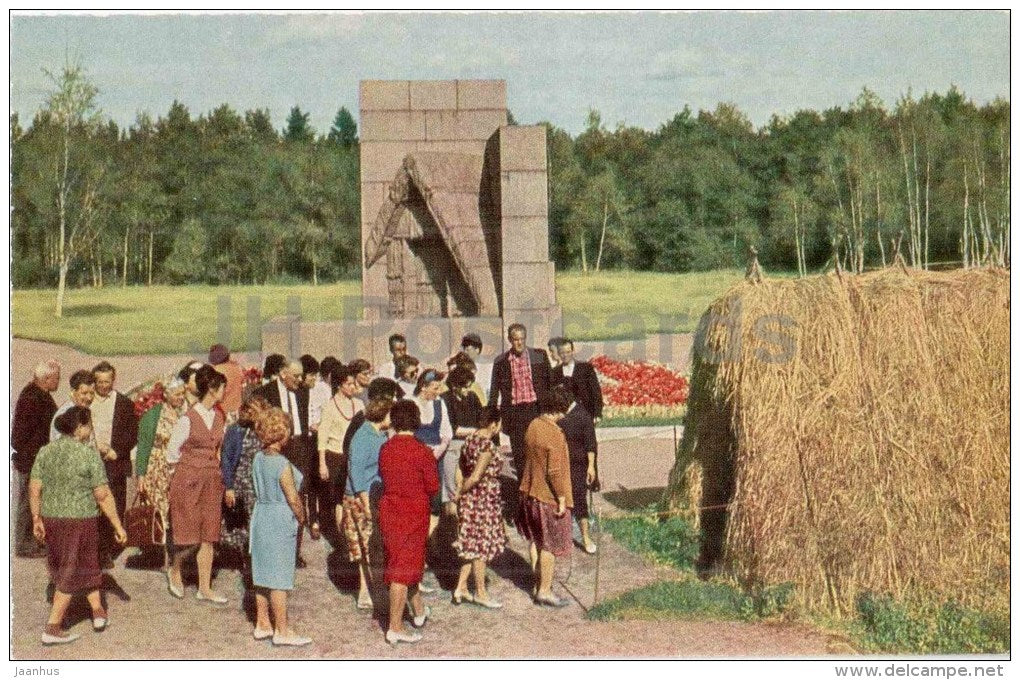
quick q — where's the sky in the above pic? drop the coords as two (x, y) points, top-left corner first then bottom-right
(9, 11), (1010, 136)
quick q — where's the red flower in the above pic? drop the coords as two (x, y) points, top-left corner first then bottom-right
(591, 355), (688, 408)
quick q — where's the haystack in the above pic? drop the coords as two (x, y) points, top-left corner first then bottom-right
(664, 266), (1010, 616)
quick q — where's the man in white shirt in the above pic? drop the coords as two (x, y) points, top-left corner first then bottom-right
(376, 333), (408, 382)
(50, 371), (97, 444)
(89, 361), (139, 569)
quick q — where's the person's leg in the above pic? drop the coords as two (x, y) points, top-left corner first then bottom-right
(528, 542), (539, 596)
(387, 583), (408, 634)
(472, 559), (489, 600)
(537, 550), (555, 598)
(454, 562), (472, 598)
(580, 517), (594, 549)
(269, 590), (288, 635)
(169, 545), (195, 589)
(46, 590), (73, 628)
(14, 472), (41, 554)
(254, 589), (272, 631)
(357, 562), (373, 606)
(408, 586), (424, 618)
(196, 542), (215, 595)
(84, 589), (106, 620)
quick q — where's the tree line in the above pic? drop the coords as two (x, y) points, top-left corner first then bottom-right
(11, 64), (1009, 317)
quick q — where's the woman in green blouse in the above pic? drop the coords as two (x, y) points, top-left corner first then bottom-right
(31, 406), (127, 645)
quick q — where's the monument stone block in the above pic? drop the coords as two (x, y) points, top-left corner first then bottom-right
(361, 111), (427, 142)
(409, 80), (458, 110)
(456, 79), (507, 110)
(499, 125), (548, 172)
(424, 109), (508, 142)
(360, 80), (411, 110)
(500, 171), (549, 218)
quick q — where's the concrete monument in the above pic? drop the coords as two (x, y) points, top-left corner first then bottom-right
(263, 79), (561, 367)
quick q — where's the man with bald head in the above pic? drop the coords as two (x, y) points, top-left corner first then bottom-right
(11, 360), (61, 558)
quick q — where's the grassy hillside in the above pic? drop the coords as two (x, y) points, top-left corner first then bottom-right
(12, 270), (750, 355)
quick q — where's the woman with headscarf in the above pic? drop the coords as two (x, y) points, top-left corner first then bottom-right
(30, 406), (127, 644)
(135, 377), (188, 566)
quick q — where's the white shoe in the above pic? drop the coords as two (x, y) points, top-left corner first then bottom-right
(195, 590), (228, 604)
(253, 628), (273, 641)
(272, 633), (312, 647)
(385, 629), (422, 645)
(407, 603), (431, 628)
(584, 543), (598, 555)
(41, 630), (81, 645)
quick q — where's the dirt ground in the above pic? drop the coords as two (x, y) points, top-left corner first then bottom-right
(9, 339), (835, 659)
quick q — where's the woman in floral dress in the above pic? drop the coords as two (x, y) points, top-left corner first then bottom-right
(220, 397), (271, 556)
(451, 406), (506, 609)
(135, 379), (188, 566)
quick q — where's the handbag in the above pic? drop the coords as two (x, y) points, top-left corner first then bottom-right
(125, 488), (165, 547)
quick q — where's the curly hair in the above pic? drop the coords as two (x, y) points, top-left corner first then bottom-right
(255, 407), (292, 448)
(238, 396), (271, 429)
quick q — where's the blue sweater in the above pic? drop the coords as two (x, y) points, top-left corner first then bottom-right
(346, 422), (386, 496)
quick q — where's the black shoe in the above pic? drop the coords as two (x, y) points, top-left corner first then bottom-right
(100, 556), (115, 571)
(45, 583), (55, 604)
(296, 555), (307, 569)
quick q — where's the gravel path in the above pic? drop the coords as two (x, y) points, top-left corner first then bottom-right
(10, 339), (835, 659)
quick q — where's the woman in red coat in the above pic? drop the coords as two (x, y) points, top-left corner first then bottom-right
(378, 400), (439, 646)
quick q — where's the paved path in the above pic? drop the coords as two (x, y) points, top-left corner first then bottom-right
(9, 339), (834, 659)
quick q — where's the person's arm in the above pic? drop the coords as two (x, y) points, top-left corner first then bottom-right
(462, 441), (494, 494)
(435, 400), (453, 455)
(347, 433), (371, 499)
(135, 406), (159, 477)
(588, 364), (604, 421)
(488, 359), (501, 407)
(114, 396), (140, 461)
(10, 394), (31, 458)
(165, 415), (191, 465)
(317, 404), (334, 480)
(93, 484), (127, 544)
(546, 431), (571, 516)
(583, 416), (599, 484)
(423, 446), (440, 497)
(279, 463), (306, 525)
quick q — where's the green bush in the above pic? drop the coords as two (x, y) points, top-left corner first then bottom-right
(855, 592), (1009, 654)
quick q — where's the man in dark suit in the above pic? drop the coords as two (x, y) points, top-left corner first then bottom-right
(489, 323), (551, 479)
(90, 361), (139, 568)
(252, 358), (314, 561)
(11, 360), (61, 558)
(550, 338), (604, 423)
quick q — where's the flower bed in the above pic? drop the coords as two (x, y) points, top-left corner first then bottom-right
(590, 355), (689, 423)
(129, 366), (264, 416)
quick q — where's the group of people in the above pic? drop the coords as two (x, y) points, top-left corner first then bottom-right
(11, 323), (605, 648)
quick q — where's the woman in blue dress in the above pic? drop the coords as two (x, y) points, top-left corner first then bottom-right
(249, 408), (310, 647)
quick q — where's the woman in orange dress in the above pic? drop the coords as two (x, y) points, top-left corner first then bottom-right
(377, 400), (439, 645)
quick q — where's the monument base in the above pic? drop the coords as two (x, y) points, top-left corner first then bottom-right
(262, 306), (562, 369)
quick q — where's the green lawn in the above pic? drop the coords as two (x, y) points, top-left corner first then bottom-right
(12, 270), (750, 356)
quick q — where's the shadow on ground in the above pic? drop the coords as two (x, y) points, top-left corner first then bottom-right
(61, 304), (130, 317)
(601, 485), (666, 512)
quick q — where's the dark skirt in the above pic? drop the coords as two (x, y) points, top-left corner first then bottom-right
(515, 494), (572, 558)
(43, 516), (103, 594)
(569, 456), (590, 520)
